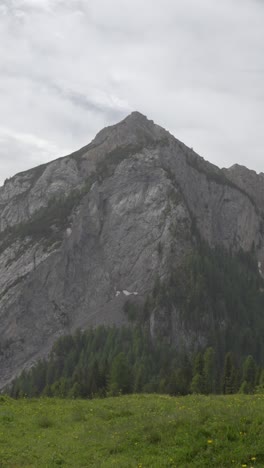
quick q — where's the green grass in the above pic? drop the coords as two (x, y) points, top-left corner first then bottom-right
(0, 394), (263, 467)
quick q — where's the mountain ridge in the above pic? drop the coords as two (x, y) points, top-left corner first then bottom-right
(0, 112), (264, 389)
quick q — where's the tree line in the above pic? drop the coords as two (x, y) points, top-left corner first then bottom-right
(7, 244), (264, 399)
(8, 326), (264, 399)
(146, 245), (264, 366)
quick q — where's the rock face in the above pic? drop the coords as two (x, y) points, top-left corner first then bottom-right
(0, 111), (264, 388)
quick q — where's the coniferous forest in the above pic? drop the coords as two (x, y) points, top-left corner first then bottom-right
(8, 246), (264, 399)
(8, 325), (264, 399)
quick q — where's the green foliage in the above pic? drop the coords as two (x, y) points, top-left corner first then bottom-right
(123, 301), (138, 321)
(37, 414), (54, 428)
(242, 355), (257, 391)
(239, 355), (257, 394)
(152, 245), (264, 366)
(8, 326), (264, 400)
(222, 352), (238, 395)
(239, 380), (250, 394)
(203, 347), (216, 394)
(255, 370), (264, 394)
(190, 352), (205, 394)
(190, 373), (204, 394)
(166, 368), (190, 395)
(193, 352), (204, 376)
(0, 394), (263, 467)
(6, 237), (264, 400)
(9, 326), (193, 399)
(109, 352), (132, 395)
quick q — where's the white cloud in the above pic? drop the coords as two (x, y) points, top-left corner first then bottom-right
(0, 126), (69, 183)
(0, 0), (264, 186)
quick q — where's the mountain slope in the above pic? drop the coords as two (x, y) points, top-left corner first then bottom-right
(0, 112), (264, 389)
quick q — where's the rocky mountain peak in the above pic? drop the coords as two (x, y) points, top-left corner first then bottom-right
(91, 111), (171, 150)
(1, 112), (264, 389)
(223, 164), (264, 211)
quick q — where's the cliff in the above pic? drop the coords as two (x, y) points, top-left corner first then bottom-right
(1, 112), (264, 388)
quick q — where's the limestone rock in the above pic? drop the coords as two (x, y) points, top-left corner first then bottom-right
(0, 112), (263, 388)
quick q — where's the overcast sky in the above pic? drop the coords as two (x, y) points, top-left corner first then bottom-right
(0, 0), (263, 186)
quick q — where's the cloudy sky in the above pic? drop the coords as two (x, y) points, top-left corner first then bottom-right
(0, 0), (263, 186)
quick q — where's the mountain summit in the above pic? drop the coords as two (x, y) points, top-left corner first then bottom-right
(0, 113), (264, 388)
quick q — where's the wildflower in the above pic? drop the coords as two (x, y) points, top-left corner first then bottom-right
(242, 464), (247, 467)
(251, 457), (256, 461)
(207, 439), (213, 444)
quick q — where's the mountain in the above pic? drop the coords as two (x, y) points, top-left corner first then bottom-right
(1, 111), (264, 389)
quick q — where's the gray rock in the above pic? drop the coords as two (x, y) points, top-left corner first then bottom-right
(0, 112), (263, 388)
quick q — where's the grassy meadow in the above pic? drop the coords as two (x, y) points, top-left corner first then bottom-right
(0, 393), (263, 467)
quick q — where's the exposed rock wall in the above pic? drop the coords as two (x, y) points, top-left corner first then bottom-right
(0, 112), (263, 388)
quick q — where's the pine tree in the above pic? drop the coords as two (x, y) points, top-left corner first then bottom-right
(134, 364), (146, 393)
(255, 369), (264, 394)
(190, 352), (204, 394)
(240, 355), (257, 394)
(109, 352), (132, 395)
(167, 368), (190, 395)
(190, 373), (204, 394)
(222, 352), (237, 394)
(193, 352), (203, 376)
(203, 347), (216, 394)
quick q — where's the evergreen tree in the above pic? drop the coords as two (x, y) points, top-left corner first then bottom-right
(167, 368), (190, 395)
(134, 363), (146, 393)
(190, 352), (204, 394)
(255, 369), (264, 394)
(190, 373), (204, 394)
(193, 352), (203, 376)
(7, 320), (263, 399)
(203, 347), (216, 394)
(240, 355), (257, 394)
(109, 352), (132, 395)
(222, 352), (237, 394)
(68, 381), (82, 399)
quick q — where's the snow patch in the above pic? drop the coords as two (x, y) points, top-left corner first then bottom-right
(123, 290), (138, 296)
(115, 290), (139, 297)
